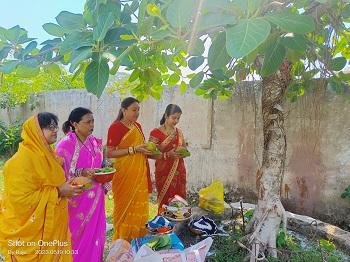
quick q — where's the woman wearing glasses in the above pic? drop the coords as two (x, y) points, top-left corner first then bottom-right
(56, 107), (106, 262)
(0, 112), (80, 261)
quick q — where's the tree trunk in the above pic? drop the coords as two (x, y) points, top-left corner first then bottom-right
(247, 60), (292, 261)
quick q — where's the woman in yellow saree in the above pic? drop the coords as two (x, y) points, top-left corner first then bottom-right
(0, 113), (82, 261)
(107, 97), (152, 241)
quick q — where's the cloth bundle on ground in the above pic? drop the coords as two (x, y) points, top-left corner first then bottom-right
(147, 216), (175, 234)
(131, 233), (184, 253)
(148, 216), (174, 229)
(188, 216), (218, 236)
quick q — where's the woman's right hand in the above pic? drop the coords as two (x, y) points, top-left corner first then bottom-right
(58, 181), (84, 198)
(134, 144), (153, 155)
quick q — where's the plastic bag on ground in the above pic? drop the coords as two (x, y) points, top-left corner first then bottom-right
(134, 237), (213, 262)
(198, 180), (224, 215)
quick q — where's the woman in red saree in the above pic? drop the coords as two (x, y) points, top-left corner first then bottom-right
(149, 104), (188, 211)
(106, 97), (152, 241)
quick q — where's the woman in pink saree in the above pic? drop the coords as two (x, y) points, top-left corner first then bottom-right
(56, 107), (106, 262)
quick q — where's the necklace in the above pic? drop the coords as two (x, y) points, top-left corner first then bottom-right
(121, 119), (133, 128)
(75, 133), (96, 158)
(162, 125), (175, 136)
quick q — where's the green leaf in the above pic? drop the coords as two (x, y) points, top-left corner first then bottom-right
(149, 85), (163, 100)
(0, 27), (6, 41)
(202, 0), (232, 12)
(231, 0), (262, 15)
(188, 56), (204, 71)
(42, 23), (65, 37)
(266, 11), (315, 34)
(0, 46), (11, 60)
(292, 61), (304, 76)
(211, 69), (228, 81)
(261, 40), (286, 77)
(56, 11), (84, 30)
(189, 39), (205, 56)
(150, 27), (172, 40)
(16, 64), (40, 78)
(120, 34), (135, 40)
(22, 41), (37, 58)
(147, 3), (161, 16)
(168, 73), (180, 86)
(226, 18), (270, 58)
(46, 63), (61, 74)
(5, 25), (28, 44)
(197, 13), (236, 32)
(105, 27), (136, 47)
(120, 4), (132, 25)
(208, 32), (231, 71)
(330, 57), (347, 71)
(69, 46), (92, 73)
(98, 2), (121, 21)
(179, 80), (187, 94)
(338, 72), (350, 81)
(93, 13), (114, 41)
(166, 0), (196, 29)
(189, 72), (204, 88)
(343, 4), (350, 19)
(280, 34), (307, 53)
(0, 60), (20, 73)
(276, 231), (286, 248)
(129, 68), (140, 82)
(84, 57), (110, 98)
(328, 78), (344, 94)
(59, 32), (93, 54)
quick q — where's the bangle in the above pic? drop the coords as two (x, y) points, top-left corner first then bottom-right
(132, 146), (136, 154)
(163, 152), (167, 160)
(128, 146), (134, 155)
(74, 168), (83, 177)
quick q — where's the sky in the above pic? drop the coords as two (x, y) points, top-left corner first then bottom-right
(0, 0), (85, 43)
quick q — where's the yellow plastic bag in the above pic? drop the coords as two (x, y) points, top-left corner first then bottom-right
(198, 180), (224, 215)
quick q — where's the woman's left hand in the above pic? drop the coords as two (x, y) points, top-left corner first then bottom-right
(167, 148), (182, 159)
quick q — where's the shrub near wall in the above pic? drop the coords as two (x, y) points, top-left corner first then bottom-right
(0, 120), (22, 158)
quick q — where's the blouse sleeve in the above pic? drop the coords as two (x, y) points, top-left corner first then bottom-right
(149, 128), (161, 144)
(107, 123), (125, 147)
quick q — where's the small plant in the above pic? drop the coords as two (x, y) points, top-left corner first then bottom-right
(243, 209), (254, 222)
(267, 232), (343, 262)
(319, 239), (336, 252)
(0, 120), (22, 157)
(207, 234), (247, 262)
(341, 185), (350, 199)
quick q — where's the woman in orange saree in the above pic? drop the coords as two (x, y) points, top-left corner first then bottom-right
(107, 97), (152, 241)
(149, 104), (187, 211)
(0, 113), (82, 261)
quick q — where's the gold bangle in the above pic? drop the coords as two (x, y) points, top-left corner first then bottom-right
(132, 146), (136, 154)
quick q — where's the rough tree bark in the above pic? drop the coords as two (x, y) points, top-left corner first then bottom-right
(247, 60), (292, 261)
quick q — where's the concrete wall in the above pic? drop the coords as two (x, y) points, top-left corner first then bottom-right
(1, 85), (350, 226)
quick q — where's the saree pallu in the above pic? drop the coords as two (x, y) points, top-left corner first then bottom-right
(110, 124), (149, 241)
(56, 132), (106, 262)
(149, 128), (187, 211)
(0, 116), (72, 262)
